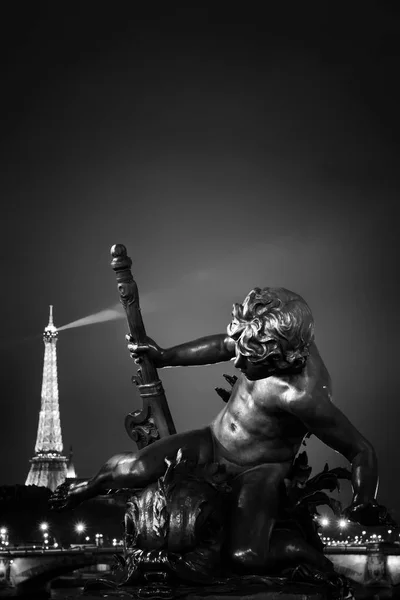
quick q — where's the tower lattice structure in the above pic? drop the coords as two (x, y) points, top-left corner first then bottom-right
(25, 306), (69, 491)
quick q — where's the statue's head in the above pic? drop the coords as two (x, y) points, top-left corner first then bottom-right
(227, 287), (314, 380)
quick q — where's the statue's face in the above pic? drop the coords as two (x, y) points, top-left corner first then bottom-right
(233, 347), (273, 381)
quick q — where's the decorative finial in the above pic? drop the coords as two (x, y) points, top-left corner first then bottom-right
(110, 244), (127, 258)
(49, 305), (54, 327)
(110, 244), (132, 272)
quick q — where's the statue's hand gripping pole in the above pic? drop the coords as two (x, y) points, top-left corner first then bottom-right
(110, 244), (176, 448)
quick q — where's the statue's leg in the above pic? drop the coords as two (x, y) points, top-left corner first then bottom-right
(227, 463), (333, 574)
(227, 463), (286, 572)
(268, 529), (334, 572)
(60, 427), (214, 508)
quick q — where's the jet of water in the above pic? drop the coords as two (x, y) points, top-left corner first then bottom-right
(58, 305), (125, 332)
(56, 278), (200, 334)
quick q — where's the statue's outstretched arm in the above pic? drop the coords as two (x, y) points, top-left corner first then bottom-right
(128, 333), (236, 368)
(283, 387), (379, 522)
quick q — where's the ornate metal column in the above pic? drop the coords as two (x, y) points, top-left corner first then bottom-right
(111, 244), (176, 448)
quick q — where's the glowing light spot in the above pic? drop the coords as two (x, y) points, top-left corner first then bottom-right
(75, 522), (86, 533)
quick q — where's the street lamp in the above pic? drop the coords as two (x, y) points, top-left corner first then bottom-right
(39, 523), (49, 549)
(74, 522), (86, 547)
(75, 523), (86, 534)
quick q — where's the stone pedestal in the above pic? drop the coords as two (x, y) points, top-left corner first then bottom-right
(83, 577), (330, 600)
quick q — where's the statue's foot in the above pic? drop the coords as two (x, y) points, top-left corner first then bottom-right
(49, 479), (93, 511)
(284, 564), (354, 600)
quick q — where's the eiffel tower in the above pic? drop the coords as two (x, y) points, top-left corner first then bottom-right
(25, 306), (74, 491)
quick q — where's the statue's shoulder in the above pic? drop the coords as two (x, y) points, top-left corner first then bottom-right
(294, 343), (332, 405)
(275, 344), (331, 410)
(307, 342), (331, 386)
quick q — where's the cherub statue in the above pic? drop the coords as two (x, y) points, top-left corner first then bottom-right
(52, 287), (390, 583)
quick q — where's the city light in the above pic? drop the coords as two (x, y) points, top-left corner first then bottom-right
(75, 522), (86, 534)
(2, 518), (392, 552)
(0, 527), (9, 546)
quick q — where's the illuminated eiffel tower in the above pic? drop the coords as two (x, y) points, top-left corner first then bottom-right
(25, 306), (72, 491)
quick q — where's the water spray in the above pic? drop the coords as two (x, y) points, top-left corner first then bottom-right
(57, 304), (125, 332)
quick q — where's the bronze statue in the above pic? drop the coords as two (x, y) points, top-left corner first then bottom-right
(51, 245), (393, 596)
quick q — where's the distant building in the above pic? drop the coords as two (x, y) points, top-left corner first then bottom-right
(25, 306), (76, 491)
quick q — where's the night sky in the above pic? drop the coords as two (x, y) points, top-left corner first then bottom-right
(1, 5), (399, 518)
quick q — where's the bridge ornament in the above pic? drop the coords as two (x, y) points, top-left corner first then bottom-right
(48, 244), (397, 600)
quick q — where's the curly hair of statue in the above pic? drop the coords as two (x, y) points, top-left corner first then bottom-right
(227, 287), (315, 370)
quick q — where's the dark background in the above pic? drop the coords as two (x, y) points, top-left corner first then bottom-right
(1, 4), (399, 519)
